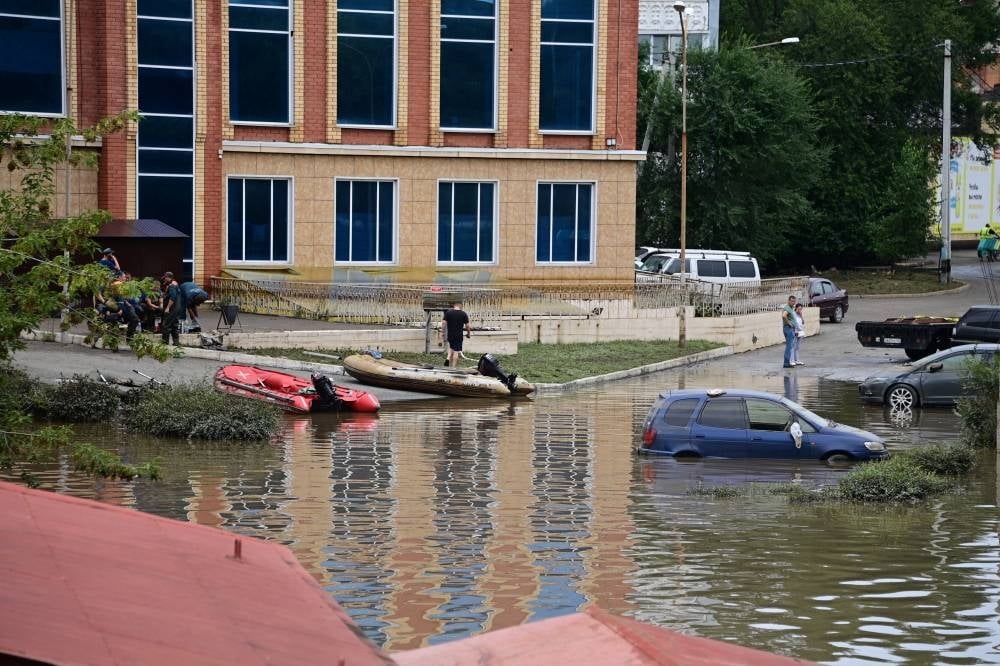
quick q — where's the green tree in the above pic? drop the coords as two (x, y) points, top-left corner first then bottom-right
(722, 0), (1000, 266)
(637, 42), (824, 268)
(1, 113), (170, 485)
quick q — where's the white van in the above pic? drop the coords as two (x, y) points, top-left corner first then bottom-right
(636, 249), (761, 286)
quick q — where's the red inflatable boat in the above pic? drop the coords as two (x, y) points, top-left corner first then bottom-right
(213, 365), (380, 414)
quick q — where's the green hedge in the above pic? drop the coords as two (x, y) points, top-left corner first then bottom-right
(122, 384), (280, 441)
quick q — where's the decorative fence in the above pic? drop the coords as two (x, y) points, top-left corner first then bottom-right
(210, 275), (809, 327)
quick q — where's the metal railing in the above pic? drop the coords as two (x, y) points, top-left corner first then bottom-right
(210, 275), (810, 327)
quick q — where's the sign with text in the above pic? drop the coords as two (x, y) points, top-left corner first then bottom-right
(938, 138), (1000, 233)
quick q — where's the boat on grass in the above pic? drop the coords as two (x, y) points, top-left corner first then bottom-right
(343, 353), (534, 398)
(214, 365), (380, 413)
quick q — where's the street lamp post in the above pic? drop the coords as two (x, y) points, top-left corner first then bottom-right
(940, 39), (952, 285)
(674, 0), (688, 348)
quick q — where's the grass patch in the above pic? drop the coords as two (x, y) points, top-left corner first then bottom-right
(823, 269), (962, 295)
(901, 443), (976, 476)
(242, 339), (724, 384)
(835, 456), (952, 503)
(38, 375), (122, 422)
(122, 384), (281, 441)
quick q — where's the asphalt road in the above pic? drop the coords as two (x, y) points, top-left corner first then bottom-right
(704, 250), (990, 383)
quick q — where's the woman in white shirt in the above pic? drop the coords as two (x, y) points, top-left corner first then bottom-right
(791, 303), (806, 366)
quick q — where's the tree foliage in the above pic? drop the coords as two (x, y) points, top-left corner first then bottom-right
(0, 113), (170, 485)
(713, 0), (1000, 267)
(638, 42), (823, 267)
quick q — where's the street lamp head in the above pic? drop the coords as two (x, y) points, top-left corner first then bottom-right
(781, 37), (800, 45)
(673, 1), (686, 14)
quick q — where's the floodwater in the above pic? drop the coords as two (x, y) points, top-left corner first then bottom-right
(21, 363), (1000, 665)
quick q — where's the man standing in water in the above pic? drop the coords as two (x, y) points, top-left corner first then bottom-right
(781, 294), (797, 369)
(441, 301), (471, 367)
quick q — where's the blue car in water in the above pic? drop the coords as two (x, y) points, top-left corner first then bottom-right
(637, 389), (888, 462)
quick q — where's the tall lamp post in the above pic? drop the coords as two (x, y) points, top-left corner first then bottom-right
(939, 39), (952, 285)
(674, 0), (689, 348)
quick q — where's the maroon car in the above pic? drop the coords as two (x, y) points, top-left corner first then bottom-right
(808, 277), (848, 323)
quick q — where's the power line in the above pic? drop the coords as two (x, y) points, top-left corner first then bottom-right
(798, 43), (945, 68)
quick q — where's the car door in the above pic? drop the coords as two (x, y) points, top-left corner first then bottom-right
(691, 397), (749, 457)
(744, 398), (802, 459)
(809, 281), (827, 315)
(917, 351), (971, 404)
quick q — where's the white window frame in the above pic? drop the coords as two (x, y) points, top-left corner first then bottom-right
(333, 177), (399, 265)
(136, 4), (197, 275)
(439, 1), (498, 133)
(228, 1), (294, 126)
(538, 0), (597, 135)
(225, 175), (295, 266)
(534, 180), (597, 266)
(336, 1), (397, 130)
(0, 5), (66, 117)
(435, 179), (500, 266)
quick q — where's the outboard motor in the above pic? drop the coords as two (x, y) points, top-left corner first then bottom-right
(477, 354), (519, 392)
(311, 373), (341, 407)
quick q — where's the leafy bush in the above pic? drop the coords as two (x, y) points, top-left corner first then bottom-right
(0, 365), (46, 416)
(957, 356), (999, 449)
(902, 443), (976, 476)
(42, 375), (122, 422)
(836, 457), (951, 503)
(123, 384), (280, 441)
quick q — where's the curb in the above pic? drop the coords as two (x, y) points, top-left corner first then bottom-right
(22, 330), (346, 377)
(533, 346), (735, 394)
(854, 281), (969, 299)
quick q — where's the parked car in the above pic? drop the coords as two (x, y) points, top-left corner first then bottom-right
(636, 249), (761, 286)
(635, 246), (668, 269)
(808, 277), (849, 323)
(637, 389), (888, 462)
(858, 343), (1000, 408)
(855, 305), (1000, 361)
(952, 305), (1000, 345)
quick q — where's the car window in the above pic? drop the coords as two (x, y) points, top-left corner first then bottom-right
(934, 353), (973, 372)
(697, 260), (727, 278)
(729, 261), (756, 278)
(663, 398), (700, 427)
(809, 281), (822, 297)
(745, 399), (794, 432)
(663, 258), (691, 274)
(697, 398), (747, 429)
(778, 397), (826, 431)
(641, 255), (672, 272)
(822, 281), (834, 295)
(960, 309), (996, 327)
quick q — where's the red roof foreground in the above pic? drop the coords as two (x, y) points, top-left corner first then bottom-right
(0, 481), (390, 666)
(394, 607), (816, 666)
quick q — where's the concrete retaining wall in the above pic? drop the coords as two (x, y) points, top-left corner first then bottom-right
(513, 307), (819, 352)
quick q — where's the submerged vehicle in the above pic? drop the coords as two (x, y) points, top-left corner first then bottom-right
(638, 389), (888, 462)
(343, 353), (535, 398)
(213, 365), (380, 413)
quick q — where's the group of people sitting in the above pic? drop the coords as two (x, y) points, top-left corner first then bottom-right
(94, 248), (209, 346)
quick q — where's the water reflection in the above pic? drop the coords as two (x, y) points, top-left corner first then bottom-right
(14, 370), (1000, 664)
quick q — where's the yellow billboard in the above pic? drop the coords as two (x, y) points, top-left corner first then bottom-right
(939, 138), (1000, 233)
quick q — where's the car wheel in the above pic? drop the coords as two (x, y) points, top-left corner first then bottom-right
(887, 384), (919, 410)
(824, 452), (854, 465)
(830, 305), (844, 323)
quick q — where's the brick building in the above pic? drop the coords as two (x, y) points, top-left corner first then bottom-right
(0, 0), (641, 284)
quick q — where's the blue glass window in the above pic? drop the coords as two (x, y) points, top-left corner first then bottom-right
(335, 180), (395, 263)
(137, 2), (194, 273)
(0, 8), (63, 115)
(227, 178), (291, 263)
(440, 1), (495, 130)
(536, 183), (593, 263)
(540, 0), (594, 131)
(229, 2), (291, 123)
(338, 5), (395, 126)
(438, 182), (495, 263)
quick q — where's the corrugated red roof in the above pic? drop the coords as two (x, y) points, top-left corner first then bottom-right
(0, 481), (390, 666)
(96, 219), (189, 238)
(394, 606), (816, 666)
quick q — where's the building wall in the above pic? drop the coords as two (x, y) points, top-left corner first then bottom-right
(1, 1), (642, 285)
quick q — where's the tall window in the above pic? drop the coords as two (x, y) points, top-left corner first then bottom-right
(539, 0), (595, 132)
(138, 0), (195, 277)
(440, 0), (495, 130)
(536, 183), (593, 263)
(227, 178), (291, 263)
(438, 182), (496, 264)
(229, 0), (291, 123)
(338, 0), (395, 127)
(335, 180), (395, 263)
(0, 1), (63, 115)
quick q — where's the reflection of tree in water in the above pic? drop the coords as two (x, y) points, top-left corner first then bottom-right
(528, 410), (593, 620)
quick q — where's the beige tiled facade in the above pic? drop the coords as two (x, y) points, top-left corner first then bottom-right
(223, 150), (638, 282)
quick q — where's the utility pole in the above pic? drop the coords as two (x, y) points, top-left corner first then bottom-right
(940, 39), (952, 285)
(675, 1), (688, 348)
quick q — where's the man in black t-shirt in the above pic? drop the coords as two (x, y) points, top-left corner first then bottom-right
(441, 301), (471, 367)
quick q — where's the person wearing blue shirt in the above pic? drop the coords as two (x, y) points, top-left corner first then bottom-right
(98, 248), (121, 276)
(179, 282), (209, 333)
(160, 273), (183, 345)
